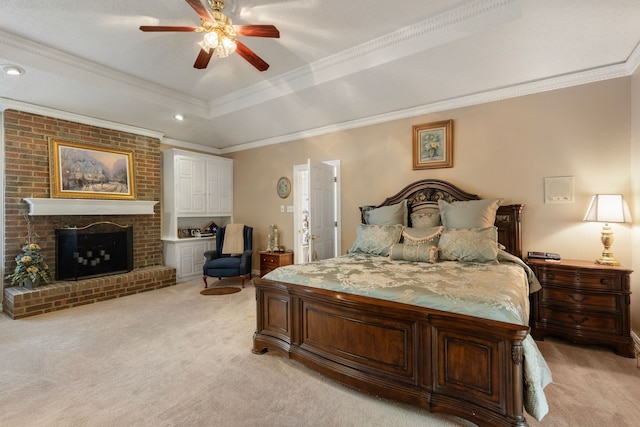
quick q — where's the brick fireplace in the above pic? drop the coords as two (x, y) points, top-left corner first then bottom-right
(2, 109), (176, 319)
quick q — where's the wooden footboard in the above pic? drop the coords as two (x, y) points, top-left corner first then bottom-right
(253, 278), (530, 427)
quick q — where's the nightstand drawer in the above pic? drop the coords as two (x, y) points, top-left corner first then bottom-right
(539, 288), (618, 313)
(259, 251), (294, 277)
(540, 307), (620, 334)
(527, 258), (634, 357)
(538, 269), (622, 290)
(260, 254), (280, 264)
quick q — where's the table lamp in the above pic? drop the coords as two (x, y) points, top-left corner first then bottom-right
(583, 194), (631, 266)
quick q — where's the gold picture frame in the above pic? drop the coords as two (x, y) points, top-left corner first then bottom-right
(49, 138), (135, 199)
(412, 119), (453, 170)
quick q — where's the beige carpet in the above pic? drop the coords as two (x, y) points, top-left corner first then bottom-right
(0, 278), (638, 427)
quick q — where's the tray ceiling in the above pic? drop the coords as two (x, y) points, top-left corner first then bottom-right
(1, 0), (640, 152)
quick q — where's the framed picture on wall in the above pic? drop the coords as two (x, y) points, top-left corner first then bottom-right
(412, 119), (453, 170)
(49, 138), (136, 199)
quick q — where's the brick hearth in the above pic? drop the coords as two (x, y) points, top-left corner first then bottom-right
(3, 110), (172, 319)
(2, 266), (176, 319)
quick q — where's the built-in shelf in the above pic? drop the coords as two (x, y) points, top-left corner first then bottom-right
(23, 198), (158, 216)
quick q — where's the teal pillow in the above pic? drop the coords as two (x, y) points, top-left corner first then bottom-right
(389, 243), (438, 263)
(438, 227), (499, 263)
(410, 210), (441, 228)
(347, 224), (404, 256)
(437, 199), (502, 229)
(363, 200), (408, 226)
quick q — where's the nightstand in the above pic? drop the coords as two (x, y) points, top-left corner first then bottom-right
(528, 258), (634, 358)
(259, 251), (294, 277)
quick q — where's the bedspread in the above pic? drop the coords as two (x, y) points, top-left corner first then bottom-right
(263, 251), (552, 420)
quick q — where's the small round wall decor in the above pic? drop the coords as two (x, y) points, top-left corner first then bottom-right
(277, 177), (291, 198)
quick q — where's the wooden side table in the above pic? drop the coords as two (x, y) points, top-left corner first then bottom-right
(527, 258), (634, 357)
(259, 251), (294, 277)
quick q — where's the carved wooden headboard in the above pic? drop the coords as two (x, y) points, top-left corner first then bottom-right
(360, 179), (523, 258)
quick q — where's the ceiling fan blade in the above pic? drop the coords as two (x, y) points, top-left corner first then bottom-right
(233, 25), (280, 38)
(194, 48), (214, 69)
(235, 40), (269, 72)
(139, 26), (198, 32)
(185, 0), (214, 22)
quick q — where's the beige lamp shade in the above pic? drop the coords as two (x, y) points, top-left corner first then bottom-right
(583, 194), (631, 266)
(583, 194), (631, 223)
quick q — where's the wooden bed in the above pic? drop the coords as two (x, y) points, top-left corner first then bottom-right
(253, 179), (531, 427)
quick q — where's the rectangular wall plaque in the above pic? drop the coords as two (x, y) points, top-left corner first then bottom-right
(544, 176), (574, 204)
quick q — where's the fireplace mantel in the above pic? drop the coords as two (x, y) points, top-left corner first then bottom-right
(24, 198), (158, 216)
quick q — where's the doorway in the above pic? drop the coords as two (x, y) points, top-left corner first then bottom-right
(293, 160), (341, 264)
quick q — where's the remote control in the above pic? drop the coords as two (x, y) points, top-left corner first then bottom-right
(528, 251), (561, 260)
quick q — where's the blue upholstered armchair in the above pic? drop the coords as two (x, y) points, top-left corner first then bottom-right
(202, 225), (253, 288)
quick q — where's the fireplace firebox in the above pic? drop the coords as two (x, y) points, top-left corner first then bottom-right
(55, 222), (133, 281)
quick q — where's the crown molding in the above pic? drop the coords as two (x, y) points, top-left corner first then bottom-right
(221, 56), (635, 154)
(210, 0), (521, 118)
(0, 29), (209, 114)
(161, 138), (223, 156)
(0, 98), (164, 140)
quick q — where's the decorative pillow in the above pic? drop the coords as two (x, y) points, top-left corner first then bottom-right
(438, 227), (499, 263)
(362, 200), (408, 226)
(389, 243), (438, 263)
(410, 210), (441, 228)
(347, 224), (404, 256)
(402, 226), (444, 244)
(438, 199), (502, 229)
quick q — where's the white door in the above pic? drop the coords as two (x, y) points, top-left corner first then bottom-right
(307, 159), (337, 261)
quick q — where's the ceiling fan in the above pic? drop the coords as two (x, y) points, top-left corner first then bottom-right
(140, 0), (280, 71)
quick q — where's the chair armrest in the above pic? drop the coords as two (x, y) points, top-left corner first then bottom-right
(239, 249), (252, 271)
(204, 250), (220, 262)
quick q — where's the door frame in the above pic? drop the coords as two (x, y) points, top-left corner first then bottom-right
(293, 160), (341, 264)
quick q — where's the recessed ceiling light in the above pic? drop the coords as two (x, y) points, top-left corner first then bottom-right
(174, 113), (185, 121)
(4, 66), (25, 76)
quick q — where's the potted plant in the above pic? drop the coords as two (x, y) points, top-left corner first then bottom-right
(5, 216), (51, 288)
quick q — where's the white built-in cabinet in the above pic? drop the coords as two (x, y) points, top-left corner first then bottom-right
(162, 148), (233, 281)
(164, 239), (215, 281)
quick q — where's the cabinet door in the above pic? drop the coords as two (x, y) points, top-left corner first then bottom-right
(191, 240), (209, 278)
(177, 240), (209, 279)
(176, 156), (206, 214)
(178, 244), (196, 279)
(206, 159), (233, 215)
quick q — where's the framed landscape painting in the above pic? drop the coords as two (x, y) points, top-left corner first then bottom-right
(49, 139), (135, 199)
(412, 119), (453, 170)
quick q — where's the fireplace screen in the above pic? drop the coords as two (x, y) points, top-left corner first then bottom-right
(55, 223), (133, 281)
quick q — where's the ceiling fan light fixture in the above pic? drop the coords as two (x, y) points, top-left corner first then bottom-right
(217, 36), (237, 57)
(203, 31), (219, 48)
(140, 0), (277, 71)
